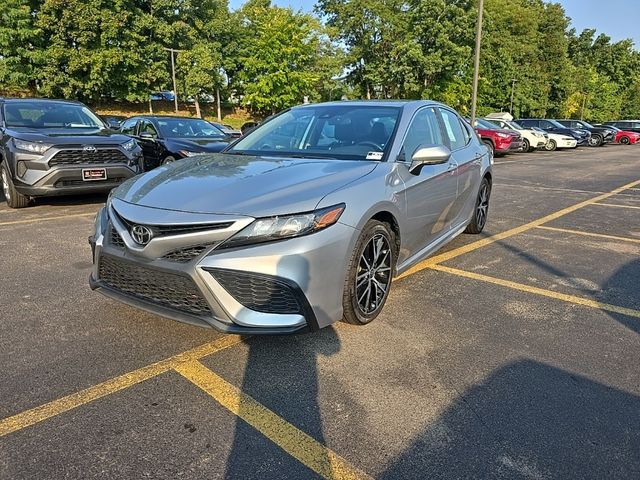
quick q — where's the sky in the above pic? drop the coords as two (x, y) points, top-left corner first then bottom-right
(228, 0), (640, 47)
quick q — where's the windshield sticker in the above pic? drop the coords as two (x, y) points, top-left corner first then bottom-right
(366, 151), (384, 160)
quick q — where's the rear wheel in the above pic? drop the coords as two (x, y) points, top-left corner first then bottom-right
(544, 139), (557, 151)
(521, 138), (530, 152)
(465, 177), (491, 234)
(620, 136), (630, 145)
(1, 163), (30, 208)
(342, 220), (395, 325)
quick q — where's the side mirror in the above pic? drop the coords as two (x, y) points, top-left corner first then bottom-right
(139, 132), (156, 140)
(409, 145), (451, 174)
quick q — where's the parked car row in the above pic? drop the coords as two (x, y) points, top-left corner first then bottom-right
(1, 97), (638, 209)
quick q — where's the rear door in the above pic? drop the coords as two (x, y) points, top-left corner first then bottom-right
(396, 107), (458, 254)
(439, 107), (483, 229)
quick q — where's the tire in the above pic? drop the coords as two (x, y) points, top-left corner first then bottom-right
(161, 155), (176, 165)
(521, 138), (530, 152)
(1, 163), (30, 208)
(482, 140), (494, 157)
(544, 139), (557, 151)
(589, 135), (602, 147)
(342, 220), (395, 325)
(620, 136), (630, 145)
(465, 177), (491, 234)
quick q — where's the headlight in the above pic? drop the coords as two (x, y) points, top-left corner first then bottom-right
(178, 150), (205, 157)
(122, 139), (138, 151)
(497, 132), (510, 139)
(220, 204), (345, 249)
(14, 139), (52, 154)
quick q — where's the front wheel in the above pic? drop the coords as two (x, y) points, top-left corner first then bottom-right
(1, 163), (30, 208)
(482, 140), (495, 157)
(620, 136), (630, 145)
(521, 138), (530, 152)
(589, 135), (602, 147)
(465, 177), (491, 234)
(342, 220), (395, 325)
(544, 139), (557, 151)
(161, 155), (176, 165)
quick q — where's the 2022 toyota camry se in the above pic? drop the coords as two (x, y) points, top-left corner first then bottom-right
(89, 101), (493, 334)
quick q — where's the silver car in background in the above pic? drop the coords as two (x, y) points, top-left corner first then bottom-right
(89, 101), (492, 334)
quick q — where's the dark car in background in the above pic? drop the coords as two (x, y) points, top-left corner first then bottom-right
(556, 119), (614, 147)
(604, 120), (640, 135)
(119, 116), (234, 170)
(0, 98), (142, 208)
(210, 122), (242, 138)
(102, 115), (127, 130)
(516, 118), (591, 146)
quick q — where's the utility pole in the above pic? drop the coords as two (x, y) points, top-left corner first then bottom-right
(470, 0), (484, 127)
(509, 78), (516, 114)
(164, 47), (183, 113)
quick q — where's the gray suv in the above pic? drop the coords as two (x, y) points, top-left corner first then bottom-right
(0, 98), (143, 208)
(90, 100), (492, 334)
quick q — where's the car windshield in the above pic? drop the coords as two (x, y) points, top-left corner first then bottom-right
(156, 118), (225, 138)
(578, 121), (595, 128)
(3, 101), (104, 128)
(475, 118), (499, 130)
(227, 105), (401, 160)
(547, 119), (566, 129)
(508, 120), (523, 129)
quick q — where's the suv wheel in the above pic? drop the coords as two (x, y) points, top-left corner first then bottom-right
(342, 220), (395, 325)
(1, 163), (30, 208)
(521, 138), (530, 152)
(482, 140), (495, 157)
(589, 135), (603, 147)
(465, 177), (491, 234)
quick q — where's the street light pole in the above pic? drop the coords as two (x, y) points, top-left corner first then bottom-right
(470, 0), (484, 127)
(164, 47), (183, 113)
(510, 78), (516, 114)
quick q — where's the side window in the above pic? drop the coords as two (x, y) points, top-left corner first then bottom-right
(120, 118), (138, 135)
(439, 109), (467, 150)
(400, 108), (444, 161)
(540, 120), (554, 130)
(459, 118), (472, 144)
(141, 121), (158, 138)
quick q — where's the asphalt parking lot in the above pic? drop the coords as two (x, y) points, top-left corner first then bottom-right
(1, 145), (639, 479)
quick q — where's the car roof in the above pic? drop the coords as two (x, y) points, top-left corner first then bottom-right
(0, 97), (84, 105)
(292, 99), (441, 109)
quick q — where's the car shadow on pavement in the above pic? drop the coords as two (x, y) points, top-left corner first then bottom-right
(379, 359), (640, 479)
(223, 255), (343, 479)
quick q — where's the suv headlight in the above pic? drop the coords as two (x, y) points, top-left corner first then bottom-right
(122, 138), (138, 151)
(220, 204), (345, 249)
(178, 150), (205, 157)
(496, 132), (510, 139)
(14, 139), (52, 154)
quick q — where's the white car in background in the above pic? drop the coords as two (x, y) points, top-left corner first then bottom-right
(485, 112), (547, 152)
(532, 127), (577, 151)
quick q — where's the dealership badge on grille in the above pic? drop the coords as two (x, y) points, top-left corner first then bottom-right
(131, 225), (153, 245)
(83, 145), (97, 153)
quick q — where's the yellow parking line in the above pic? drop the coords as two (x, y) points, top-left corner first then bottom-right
(430, 264), (640, 320)
(536, 225), (640, 244)
(0, 335), (243, 437)
(395, 178), (640, 280)
(592, 202), (640, 210)
(0, 212), (95, 227)
(174, 360), (371, 480)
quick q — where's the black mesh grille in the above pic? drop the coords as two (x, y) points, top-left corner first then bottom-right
(110, 228), (125, 249)
(54, 177), (126, 188)
(49, 148), (128, 166)
(208, 268), (300, 314)
(161, 244), (214, 262)
(98, 255), (211, 316)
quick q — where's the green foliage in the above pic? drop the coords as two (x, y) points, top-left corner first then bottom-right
(0, 0), (639, 121)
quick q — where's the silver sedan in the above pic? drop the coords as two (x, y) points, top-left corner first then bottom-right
(89, 100), (493, 334)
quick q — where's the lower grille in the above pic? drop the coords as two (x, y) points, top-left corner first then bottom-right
(208, 268), (301, 314)
(49, 148), (128, 166)
(54, 177), (125, 188)
(98, 255), (211, 316)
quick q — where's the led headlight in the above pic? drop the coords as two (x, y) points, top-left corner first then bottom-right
(220, 203), (345, 249)
(496, 132), (511, 139)
(122, 139), (138, 151)
(14, 139), (52, 155)
(178, 150), (205, 157)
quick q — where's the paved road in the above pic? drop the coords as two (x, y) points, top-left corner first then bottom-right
(1, 145), (639, 479)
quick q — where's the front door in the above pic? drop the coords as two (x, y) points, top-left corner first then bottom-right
(397, 107), (459, 256)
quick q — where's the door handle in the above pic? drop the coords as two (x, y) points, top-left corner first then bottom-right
(447, 162), (457, 174)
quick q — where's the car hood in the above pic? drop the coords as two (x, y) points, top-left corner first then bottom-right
(6, 127), (129, 145)
(112, 153), (379, 217)
(166, 137), (233, 152)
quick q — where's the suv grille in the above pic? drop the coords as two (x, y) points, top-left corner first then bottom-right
(98, 255), (211, 316)
(49, 148), (128, 166)
(208, 268), (301, 314)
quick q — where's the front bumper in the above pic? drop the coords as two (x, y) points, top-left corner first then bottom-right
(89, 205), (357, 334)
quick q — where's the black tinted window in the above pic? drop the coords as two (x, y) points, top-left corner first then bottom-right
(121, 119), (138, 135)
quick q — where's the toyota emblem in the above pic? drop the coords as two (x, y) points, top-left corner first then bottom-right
(131, 225), (153, 245)
(83, 145), (97, 153)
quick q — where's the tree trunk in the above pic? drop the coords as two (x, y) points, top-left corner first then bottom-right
(366, 83), (371, 100)
(195, 96), (201, 118)
(149, 98), (153, 114)
(216, 87), (222, 121)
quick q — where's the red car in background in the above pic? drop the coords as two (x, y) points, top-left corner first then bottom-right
(467, 117), (523, 156)
(594, 124), (640, 145)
